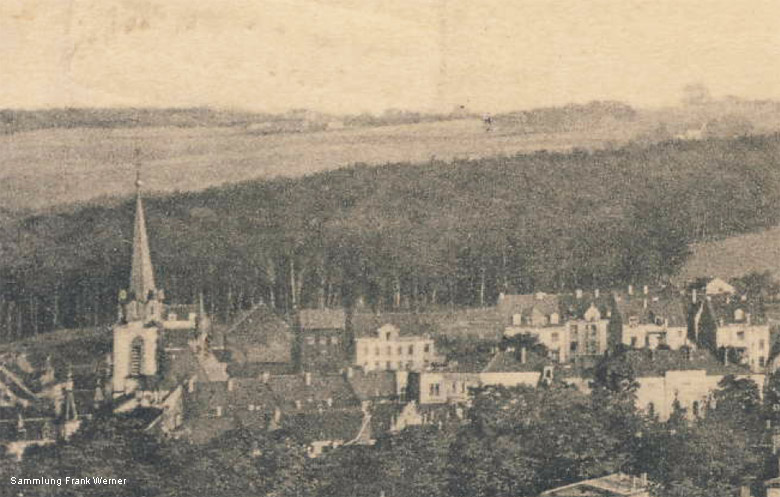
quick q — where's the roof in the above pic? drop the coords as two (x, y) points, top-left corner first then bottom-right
(282, 409), (365, 443)
(626, 348), (752, 377)
(705, 294), (766, 326)
(541, 473), (651, 497)
(612, 289), (688, 327)
(347, 371), (397, 401)
(351, 312), (436, 338)
(266, 374), (359, 412)
(224, 305), (293, 363)
(481, 349), (551, 373)
(559, 291), (614, 320)
(497, 293), (561, 319)
(298, 308), (346, 331)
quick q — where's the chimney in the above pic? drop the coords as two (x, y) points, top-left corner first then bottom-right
(692, 289), (697, 303)
(643, 298), (648, 310)
(262, 371), (271, 384)
(273, 408), (282, 423)
(345, 367), (354, 379)
(576, 289), (583, 299)
(747, 313), (751, 325)
(304, 372), (312, 386)
(188, 377), (196, 393)
(227, 378), (235, 392)
(628, 285), (634, 296)
(594, 288), (600, 298)
(520, 347), (527, 365)
(327, 397), (333, 407)
(644, 285), (649, 295)
(295, 400), (302, 409)
(215, 406), (223, 417)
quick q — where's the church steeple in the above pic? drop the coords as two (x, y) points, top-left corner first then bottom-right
(129, 168), (156, 302)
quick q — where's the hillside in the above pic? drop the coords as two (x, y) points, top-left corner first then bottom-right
(3, 134), (780, 341)
(678, 227), (780, 282)
(0, 117), (649, 214)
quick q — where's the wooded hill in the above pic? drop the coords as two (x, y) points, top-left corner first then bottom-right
(2, 134), (780, 339)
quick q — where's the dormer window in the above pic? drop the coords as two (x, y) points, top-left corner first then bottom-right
(734, 309), (745, 321)
(628, 316), (639, 327)
(550, 313), (560, 325)
(512, 314), (522, 326)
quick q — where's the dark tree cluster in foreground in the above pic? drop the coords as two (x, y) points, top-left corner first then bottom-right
(2, 135), (780, 339)
(3, 354), (777, 497)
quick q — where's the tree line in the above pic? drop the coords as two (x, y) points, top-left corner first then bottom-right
(2, 134), (780, 340)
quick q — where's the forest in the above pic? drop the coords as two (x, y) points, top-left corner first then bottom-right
(2, 134), (780, 338)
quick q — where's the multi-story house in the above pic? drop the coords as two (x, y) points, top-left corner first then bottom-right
(693, 293), (769, 372)
(354, 324), (437, 372)
(560, 289), (613, 359)
(612, 286), (689, 351)
(296, 308), (349, 373)
(499, 293), (569, 362)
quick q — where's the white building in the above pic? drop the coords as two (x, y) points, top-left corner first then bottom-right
(355, 324), (437, 372)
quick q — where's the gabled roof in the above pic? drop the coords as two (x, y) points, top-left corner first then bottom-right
(612, 289), (688, 327)
(225, 304), (293, 363)
(559, 291), (614, 320)
(497, 293), (561, 319)
(298, 308), (346, 331)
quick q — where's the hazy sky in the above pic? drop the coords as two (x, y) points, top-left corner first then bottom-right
(1, 0), (778, 113)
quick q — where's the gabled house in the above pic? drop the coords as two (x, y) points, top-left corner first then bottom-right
(499, 293), (569, 362)
(612, 286), (689, 351)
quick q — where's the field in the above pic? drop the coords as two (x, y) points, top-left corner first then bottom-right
(0, 117), (643, 213)
(677, 227), (780, 283)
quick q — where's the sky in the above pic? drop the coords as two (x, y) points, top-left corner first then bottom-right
(1, 0), (779, 114)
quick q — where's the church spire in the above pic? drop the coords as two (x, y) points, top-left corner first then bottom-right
(129, 164), (156, 302)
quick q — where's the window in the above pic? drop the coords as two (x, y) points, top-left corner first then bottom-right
(551, 332), (559, 342)
(386, 346), (392, 355)
(570, 324), (578, 333)
(319, 336), (327, 346)
(429, 383), (441, 396)
(737, 331), (745, 341)
(408, 345), (414, 355)
(386, 361), (391, 369)
(130, 337), (144, 376)
(386, 332), (392, 340)
(330, 336), (340, 345)
(550, 313), (560, 325)
(424, 344), (430, 353)
(375, 347), (380, 356)
(570, 341), (578, 352)
(398, 346), (403, 355)
(692, 401), (700, 418)
(630, 337), (638, 347)
(760, 357), (766, 367)
(306, 336), (315, 345)
(760, 340), (765, 350)
(452, 382), (458, 392)
(647, 402), (655, 417)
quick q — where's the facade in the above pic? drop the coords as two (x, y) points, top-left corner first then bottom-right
(500, 293), (570, 362)
(613, 287), (690, 351)
(354, 324), (437, 372)
(296, 308), (349, 373)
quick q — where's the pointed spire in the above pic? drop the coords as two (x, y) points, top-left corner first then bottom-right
(129, 162), (156, 302)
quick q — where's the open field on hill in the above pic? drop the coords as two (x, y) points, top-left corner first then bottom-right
(0, 118), (641, 213)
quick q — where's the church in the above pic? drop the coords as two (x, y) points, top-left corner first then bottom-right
(110, 171), (223, 427)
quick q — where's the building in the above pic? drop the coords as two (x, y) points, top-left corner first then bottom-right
(500, 293), (570, 362)
(222, 304), (294, 376)
(296, 308), (349, 372)
(354, 323), (437, 372)
(693, 293), (770, 372)
(560, 290), (613, 359)
(540, 473), (651, 497)
(612, 286), (690, 351)
(406, 347), (553, 405)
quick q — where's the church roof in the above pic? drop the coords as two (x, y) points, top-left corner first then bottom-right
(129, 188), (156, 301)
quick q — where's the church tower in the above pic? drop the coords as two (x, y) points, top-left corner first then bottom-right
(112, 170), (163, 396)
